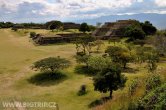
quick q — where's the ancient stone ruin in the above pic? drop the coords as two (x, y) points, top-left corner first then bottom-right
(92, 20), (137, 39)
(32, 33), (87, 45)
(63, 22), (80, 30)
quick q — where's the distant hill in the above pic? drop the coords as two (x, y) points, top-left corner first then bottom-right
(76, 13), (166, 29)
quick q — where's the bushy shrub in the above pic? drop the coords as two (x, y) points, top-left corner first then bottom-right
(137, 83), (166, 110)
(128, 78), (140, 96)
(30, 32), (36, 38)
(74, 65), (97, 76)
(75, 55), (90, 67)
(77, 85), (87, 96)
(145, 74), (161, 92)
(11, 27), (18, 31)
(105, 46), (132, 68)
(93, 64), (127, 98)
(76, 52), (86, 56)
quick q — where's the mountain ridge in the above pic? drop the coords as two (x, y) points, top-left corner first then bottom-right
(76, 13), (166, 29)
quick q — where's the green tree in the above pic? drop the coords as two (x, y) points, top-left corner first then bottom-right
(32, 57), (70, 73)
(105, 46), (132, 68)
(125, 25), (145, 41)
(49, 21), (63, 31)
(88, 56), (112, 72)
(79, 23), (90, 33)
(45, 20), (63, 30)
(0, 22), (14, 28)
(152, 34), (166, 56)
(75, 55), (90, 67)
(94, 40), (104, 52)
(11, 28), (18, 31)
(30, 32), (36, 38)
(93, 64), (127, 98)
(75, 35), (95, 55)
(146, 51), (159, 73)
(135, 46), (147, 63)
(145, 74), (161, 92)
(89, 25), (96, 31)
(141, 21), (157, 35)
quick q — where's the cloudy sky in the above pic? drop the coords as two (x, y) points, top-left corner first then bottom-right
(0, 0), (166, 23)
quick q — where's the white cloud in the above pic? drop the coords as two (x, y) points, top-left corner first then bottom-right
(137, 0), (144, 3)
(0, 0), (166, 22)
(0, 0), (46, 11)
(155, 0), (166, 7)
(144, 10), (166, 14)
(0, 0), (134, 14)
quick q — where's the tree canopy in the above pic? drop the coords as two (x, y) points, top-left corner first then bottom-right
(124, 20), (156, 41)
(32, 57), (70, 73)
(0, 22), (14, 28)
(141, 21), (157, 35)
(45, 20), (63, 30)
(105, 46), (132, 68)
(75, 35), (95, 55)
(125, 25), (145, 41)
(93, 64), (127, 98)
(79, 23), (90, 33)
(88, 56), (112, 71)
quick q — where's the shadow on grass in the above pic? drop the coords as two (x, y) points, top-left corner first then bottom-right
(88, 97), (110, 108)
(74, 65), (98, 76)
(28, 71), (67, 86)
(37, 42), (70, 46)
(122, 67), (139, 74)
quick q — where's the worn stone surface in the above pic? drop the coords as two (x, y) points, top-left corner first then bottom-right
(93, 20), (137, 39)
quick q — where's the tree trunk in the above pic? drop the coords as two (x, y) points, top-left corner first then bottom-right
(82, 45), (86, 54)
(123, 63), (127, 69)
(110, 90), (113, 99)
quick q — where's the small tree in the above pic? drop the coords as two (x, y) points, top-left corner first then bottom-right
(152, 34), (166, 56)
(93, 64), (127, 98)
(30, 32), (36, 38)
(75, 35), (95, 55)
(146, 52), (159, 73)
(75, 55), (90, 67)
(11, 27), (18, 31)
(135, 46), (147, 63)
(126, 43), (135, 55)
(128, 78), (140, 96)
(48, 21), (63, 31)
(145, 74), (161, 92)
(125, 25), (145, 41)
(77, 85), (87, 96)
(141, 21), (157, 35)
(32, 57), (70, 73)
(94, 40), (104, 52)
(105, 46), (132, 68)
(88, 56), (112, 72)
(79, 23), (90, 33)
(89, 25), (96, 31)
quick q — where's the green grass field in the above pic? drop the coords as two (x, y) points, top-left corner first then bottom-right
(0, 29), (105, 110)
(0, 29), (165, 110)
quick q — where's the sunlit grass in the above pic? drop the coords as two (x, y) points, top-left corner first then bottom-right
(0, 29), (165, 110)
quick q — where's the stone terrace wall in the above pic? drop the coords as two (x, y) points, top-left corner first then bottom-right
(33, 33), (88, 45)
(63, 22), (80, 30)
(93, 20), (137, 39)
